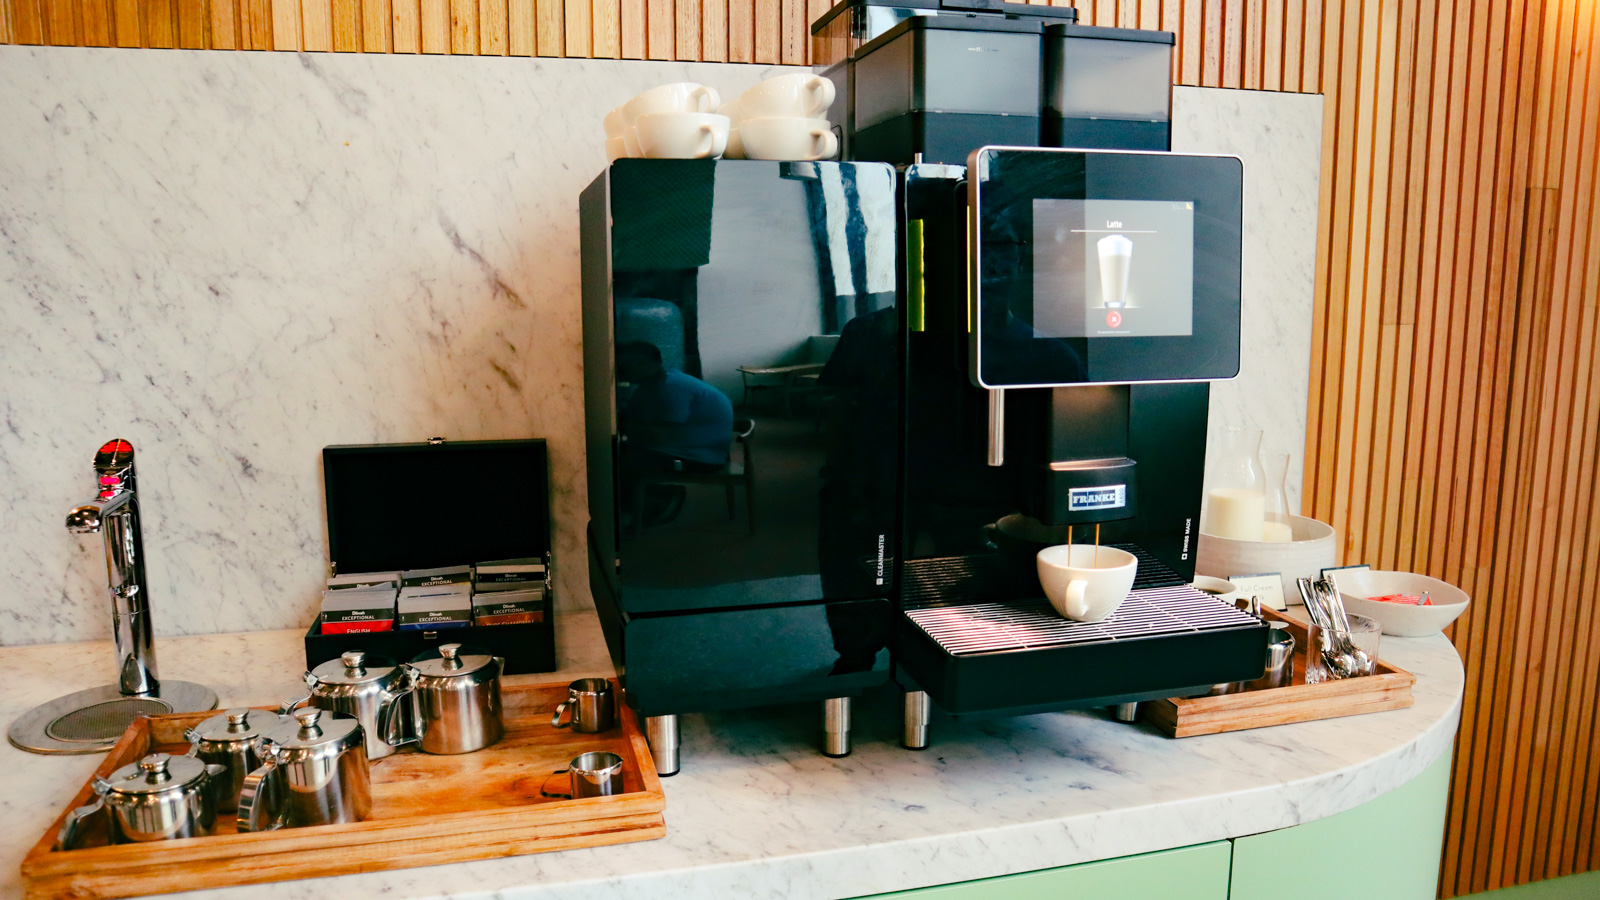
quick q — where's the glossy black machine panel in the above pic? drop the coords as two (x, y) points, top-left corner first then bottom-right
(580, 159), (899, 722)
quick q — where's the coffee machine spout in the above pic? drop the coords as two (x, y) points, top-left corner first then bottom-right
(1031, 456), (1139, 528)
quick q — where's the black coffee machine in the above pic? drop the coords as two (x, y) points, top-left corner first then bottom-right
(580, 160), (902, 773)
(813, 0), (1270, 745)
(579, 6), (1269, 773)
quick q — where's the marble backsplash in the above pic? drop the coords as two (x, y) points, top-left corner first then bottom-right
(1173, 87), (1324, 512)
(0, 49), (1321, 646)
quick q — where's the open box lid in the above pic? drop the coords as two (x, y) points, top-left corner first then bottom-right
(322, 439), (550, 576)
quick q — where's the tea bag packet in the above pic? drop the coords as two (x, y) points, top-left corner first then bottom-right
(327, 571), (400, 591)
(397, 591), (472, 630)
(321, 588), (397, 634)
(401, 565), (472, 590)
(473, 558), (546, 593)
(472, 588), (545, 626)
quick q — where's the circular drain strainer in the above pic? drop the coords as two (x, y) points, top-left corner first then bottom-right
(9, 681), (218, 755)
(45, 698), (171, 743)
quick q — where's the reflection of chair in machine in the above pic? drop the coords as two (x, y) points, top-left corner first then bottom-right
(737, 364), (820, 415)
(634, 419), (756, 535)
(737, 335), (840, 416)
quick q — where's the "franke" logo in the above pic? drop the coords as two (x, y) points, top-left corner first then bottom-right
(1068, 485), (1127, 511)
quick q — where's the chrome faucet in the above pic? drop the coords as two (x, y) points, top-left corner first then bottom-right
(8, 440), (215, 754)
(66, 439), (158, 696)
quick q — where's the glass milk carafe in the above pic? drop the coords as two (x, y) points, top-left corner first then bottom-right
(1262, 452), (1294, 542)
(1204, 427), (1266, 540)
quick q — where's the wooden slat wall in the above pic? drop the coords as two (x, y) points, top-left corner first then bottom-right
(3, 0), (1600, 897)
(1297, 0), (1600, 896)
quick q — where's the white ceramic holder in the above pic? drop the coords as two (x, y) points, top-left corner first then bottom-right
(1194, 514), (1337, 605)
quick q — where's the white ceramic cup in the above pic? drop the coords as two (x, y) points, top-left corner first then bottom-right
(605, 136), (628, 163)
(738, 117), (837, 161)
(603, 107), (625, 140)
(724, 127), (746, 159)
(634, 112), (730, 159)
(622, 83), (722, 126)
(622, 126), (642, 159)
(1036, 544), (1139, 623)
(1190, 575), (1240, 607)
(732, 74), (836, 120)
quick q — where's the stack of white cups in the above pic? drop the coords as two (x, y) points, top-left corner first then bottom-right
(604, 83), (730, 161)
(721, 74), (838, 161)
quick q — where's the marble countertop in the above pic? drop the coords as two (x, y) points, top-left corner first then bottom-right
(0, 608), (1462, 900)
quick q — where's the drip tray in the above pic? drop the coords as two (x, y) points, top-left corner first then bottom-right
(896, 552), (1271, 717)
(906, 583), (1261, 656)
(9, 681), (217, 755)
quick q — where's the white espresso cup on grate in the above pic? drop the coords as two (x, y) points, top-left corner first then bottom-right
(1036, 544), (1138, 623)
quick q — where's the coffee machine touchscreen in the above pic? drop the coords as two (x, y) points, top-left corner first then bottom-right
(1031, 199), (1195, 338)
(968, 147), (1243, 388)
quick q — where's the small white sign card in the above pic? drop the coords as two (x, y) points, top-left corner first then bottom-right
(1321, 564), (1371, 595)
(1228, 573), (1289, 611)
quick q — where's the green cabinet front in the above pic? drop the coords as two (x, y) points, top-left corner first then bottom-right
(857, 753), (1452, 900)
(863, 840), (1233, 900)
(1230, 753), (1452, 900)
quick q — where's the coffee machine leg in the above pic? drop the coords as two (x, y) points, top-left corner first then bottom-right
(902, 690), (931, 750)
(822, 697), (852, 757)
(645, 715), (680, 776)
(1113, 702), (1140, 723)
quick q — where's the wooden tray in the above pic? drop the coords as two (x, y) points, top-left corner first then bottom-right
(21, 679), (665, 900)
(1144, 606), (1416, 738)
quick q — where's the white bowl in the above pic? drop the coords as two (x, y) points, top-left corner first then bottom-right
(1335, 569), (1469, 636)
(1194, 515), (1337, 603)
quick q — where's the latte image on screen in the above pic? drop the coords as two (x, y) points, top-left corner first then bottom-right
(1097, 234), (1134, 309)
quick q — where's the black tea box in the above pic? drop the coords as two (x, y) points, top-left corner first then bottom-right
(304, 438), (556, 674)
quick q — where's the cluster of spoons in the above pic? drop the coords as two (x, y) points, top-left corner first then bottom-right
(1297, 577), (1378, 679)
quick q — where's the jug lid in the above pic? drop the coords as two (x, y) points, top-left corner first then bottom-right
(310, 650), (401, 687)
(407, 644), (500, 681)
(270, 708), (364, 754)
(190, 707), (272, 745)
(103, 753), (211, 796)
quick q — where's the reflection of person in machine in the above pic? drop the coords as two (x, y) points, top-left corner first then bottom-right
(616, 341), (734, 526)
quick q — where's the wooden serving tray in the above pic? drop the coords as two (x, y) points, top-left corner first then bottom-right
(22, 679), (665, 900)
(1144, 606), (1416, 738)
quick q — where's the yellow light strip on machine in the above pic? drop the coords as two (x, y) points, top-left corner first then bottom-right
(907, 218), (926, 332)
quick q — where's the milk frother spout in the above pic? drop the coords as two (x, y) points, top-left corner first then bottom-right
(9, 440), (217, 755)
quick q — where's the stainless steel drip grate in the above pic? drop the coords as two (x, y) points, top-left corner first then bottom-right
(45, 698), (170, 743)
(905, 583), (1261, 656)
